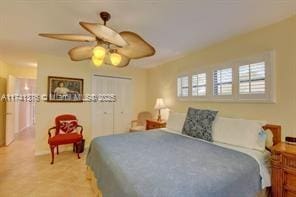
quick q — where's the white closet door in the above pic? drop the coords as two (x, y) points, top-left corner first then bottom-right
(114, 78), (132, 134)
(92, 76), (132, 138)
(92, 76), (115, 137)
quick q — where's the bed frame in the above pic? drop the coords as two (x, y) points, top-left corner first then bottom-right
(262, 124), (282, 145)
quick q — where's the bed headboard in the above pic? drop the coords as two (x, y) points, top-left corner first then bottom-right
(262, 124), (282, 145)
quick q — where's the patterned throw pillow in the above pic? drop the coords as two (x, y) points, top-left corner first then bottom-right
(59, 120), (78, 134)
(182, 108), (218, 142)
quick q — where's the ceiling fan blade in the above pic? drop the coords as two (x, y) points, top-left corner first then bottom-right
(79, 22), (128, 47)
(105, 53), (131, 67)
(117, 31), (155, 59)
(39, 33), (96, 42)
(68, 46), (94, 61)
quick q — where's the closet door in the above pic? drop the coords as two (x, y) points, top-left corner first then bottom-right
(92, 75), (132, 138)
(114, 78), (132, 134)
(92, 76), (115, 137)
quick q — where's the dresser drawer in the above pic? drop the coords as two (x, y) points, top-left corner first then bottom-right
(283, 170), (296, 192)
(284, 189), (296, 197)
(283, 154), (296, 170)
(271, 143), (296, 197)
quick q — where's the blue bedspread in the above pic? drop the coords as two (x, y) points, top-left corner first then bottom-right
(86, 130), (261, 197)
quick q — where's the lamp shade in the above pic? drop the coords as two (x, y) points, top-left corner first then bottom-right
(93, 46), (106, 59)
(154, 98), (166, 109)
(110, 52), (122, 66)
(92, 56), (104, 67)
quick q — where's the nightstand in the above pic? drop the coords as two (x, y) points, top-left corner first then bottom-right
(271, 142), (296, 197)
(146, 120), (166, 130)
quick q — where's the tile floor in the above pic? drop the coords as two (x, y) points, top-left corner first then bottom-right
(0, 127), (94, 197)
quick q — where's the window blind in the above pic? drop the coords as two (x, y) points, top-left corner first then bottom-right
(213, 68), (232, 96)
(192, 73), (206, 96)
(239, 62), (265, 94)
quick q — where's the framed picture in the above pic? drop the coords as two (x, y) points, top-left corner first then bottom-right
(47, 76), (84, 102)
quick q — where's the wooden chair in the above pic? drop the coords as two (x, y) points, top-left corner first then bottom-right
(130, 111), (152, 132)
(48, 114), (83, 164)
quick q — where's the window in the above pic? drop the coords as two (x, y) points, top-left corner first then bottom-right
(177, 76), (189, 97)
(192, 73), (206, 96)
(213, 68), (232, 96)
(239, 62), (265, 94)
(176, 51), (274, 102)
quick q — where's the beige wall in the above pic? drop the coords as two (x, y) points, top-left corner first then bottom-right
(0, 60), (9, 78)
(147, 15), (296, 139)
(35, 54), (148, 154)
(0, 78), (6, 146)
(8, 65), (37, 79)
(0, 60), (8, 145)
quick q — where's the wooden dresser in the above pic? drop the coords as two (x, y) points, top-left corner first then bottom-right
(271, 142), (296, 197)
(146, 120), (166, 130)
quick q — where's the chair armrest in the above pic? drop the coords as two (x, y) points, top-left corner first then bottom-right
(48, 126), (56, 138)
(77, 125), (83, 135)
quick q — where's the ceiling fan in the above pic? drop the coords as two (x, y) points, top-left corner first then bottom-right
(39, 11), (155, 68)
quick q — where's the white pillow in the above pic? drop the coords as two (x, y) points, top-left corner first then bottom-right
(264, 129), (274, 150)
(166, 112), (186, 133)
(212, 117), (266, 151)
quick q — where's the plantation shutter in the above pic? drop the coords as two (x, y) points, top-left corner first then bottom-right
(213, 68), (232, 96)
(177, 76), (189, 97)
(192, 73), (206, 96)
(239, 62), (265, 94)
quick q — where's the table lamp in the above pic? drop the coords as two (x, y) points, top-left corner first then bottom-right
(154, 98), (166, 121)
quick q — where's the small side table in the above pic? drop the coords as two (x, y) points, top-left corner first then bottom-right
(146, 120), (166, 130)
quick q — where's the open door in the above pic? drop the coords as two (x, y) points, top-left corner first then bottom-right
(5, 75), (17, 145)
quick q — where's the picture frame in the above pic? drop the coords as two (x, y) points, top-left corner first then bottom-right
(47, 76), (84, 102)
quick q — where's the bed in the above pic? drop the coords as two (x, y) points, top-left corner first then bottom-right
(86, 115), (281, 197)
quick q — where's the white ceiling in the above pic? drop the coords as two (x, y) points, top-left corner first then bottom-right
(0, 0), (295, 68)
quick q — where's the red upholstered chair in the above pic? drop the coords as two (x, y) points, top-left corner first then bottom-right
(48, 114), (83, 164)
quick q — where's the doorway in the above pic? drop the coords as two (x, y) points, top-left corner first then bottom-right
(5, 76), (36, 146)
(18, 78), (36, 131)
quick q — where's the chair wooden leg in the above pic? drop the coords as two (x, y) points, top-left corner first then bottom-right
(56, 146), (59, 155)
(73, 143), (75, 152)
(50, 145), (55, 164)
(75, 143), (80, 159)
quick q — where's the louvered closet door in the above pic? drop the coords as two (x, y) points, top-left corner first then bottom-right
(113, 78), (132, 134)
(92, 76), (115, 137)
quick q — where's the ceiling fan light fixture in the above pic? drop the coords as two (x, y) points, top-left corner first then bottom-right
(93, 46), (106, 59)
(39, 11), (156, 68)
(110, 52), (122, 66)
(92, 55), (104, 67)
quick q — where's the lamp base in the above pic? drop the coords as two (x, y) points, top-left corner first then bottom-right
(157, 109), (161, 122)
